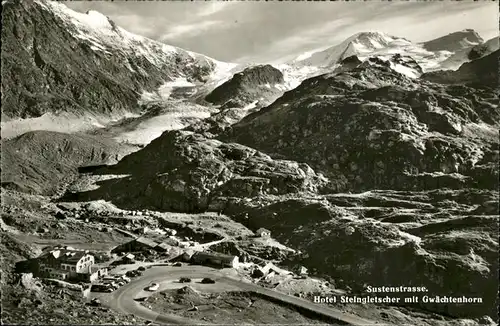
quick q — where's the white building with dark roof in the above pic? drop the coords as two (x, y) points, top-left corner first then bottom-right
(38, 247), (96, 281)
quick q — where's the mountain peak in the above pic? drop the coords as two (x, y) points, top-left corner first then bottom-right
(422, 29), (484, 52)
(344, 31), (401, 48)
(291, 31), (405, 68)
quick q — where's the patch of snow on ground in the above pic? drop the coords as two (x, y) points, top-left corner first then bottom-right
(390, 63), (420, 79)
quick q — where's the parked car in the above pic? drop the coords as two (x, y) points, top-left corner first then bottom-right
(102, 280), (118, 287)
(201, 278), (216, 284)
(138, 266), (146, 271)
(179, 277), (191, 283)
(173, 262), (182, 267)
(146, 282), (159, 291)
(91, 284), (114, 293)
(126, 269), (143, 277)
(103, 276), (120, 282)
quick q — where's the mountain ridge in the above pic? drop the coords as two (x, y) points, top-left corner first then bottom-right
(1, 0), (233, 121)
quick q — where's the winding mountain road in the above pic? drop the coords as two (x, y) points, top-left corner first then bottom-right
(108, 265), (377, 325)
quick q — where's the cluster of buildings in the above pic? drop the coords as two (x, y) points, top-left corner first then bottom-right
(28, 226), (274, 283)
(27, 223), (303, 287)
(110, 227), (273, 269)
(110, 236), (193, 255)
(111, 236), (240, 268)
(36, 246), (108, 282)
(186, 251), (239, 268)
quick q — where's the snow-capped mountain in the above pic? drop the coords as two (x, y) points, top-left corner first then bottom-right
(37, 0), (236, 78)
(1, 0), (236, 122)
(292, 32), (406, 68)
(421, 29), (484, 52)
(283, 30), (493, 81)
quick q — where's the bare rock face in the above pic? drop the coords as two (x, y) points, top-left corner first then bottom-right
(222, 58), (499, 192)
(468, 37), (499, 60)
(67, 130), (328, 212)
(205, 64), (285, 107)
(1, 0), (218, 120)
(223, 189), (499, 319)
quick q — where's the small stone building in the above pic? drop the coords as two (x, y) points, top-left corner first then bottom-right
(255, 228), (271, 238)
(294, 265), (308, 276)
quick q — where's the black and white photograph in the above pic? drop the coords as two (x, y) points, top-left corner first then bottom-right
(1, 0), (498, 325)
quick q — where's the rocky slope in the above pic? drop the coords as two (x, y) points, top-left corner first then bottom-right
(64, 130), (328, 212)
(219, 189), (499, 320)
(422, 50), (499, 87)
(468, 37), (499, 60)
(205, 64), (285, 107)
(1, 0), (227, 121)
(223, 55), (499, 192)
(1, 131), (136, 195)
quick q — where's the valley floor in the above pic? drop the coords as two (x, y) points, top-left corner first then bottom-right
(1, 185), (497, 326)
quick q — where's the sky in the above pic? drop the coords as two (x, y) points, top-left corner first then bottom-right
(65, 0), (498, 64)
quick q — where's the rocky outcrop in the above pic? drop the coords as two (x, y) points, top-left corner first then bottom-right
(223, 57), (499, 192)
(1, 0), (219, 120)
(468, 37), (499, 60)
(205, 64), (284, 107)
(220, 189), (499, 319)
(422, 50), (499, 87)
(66, 130), (328, 212)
